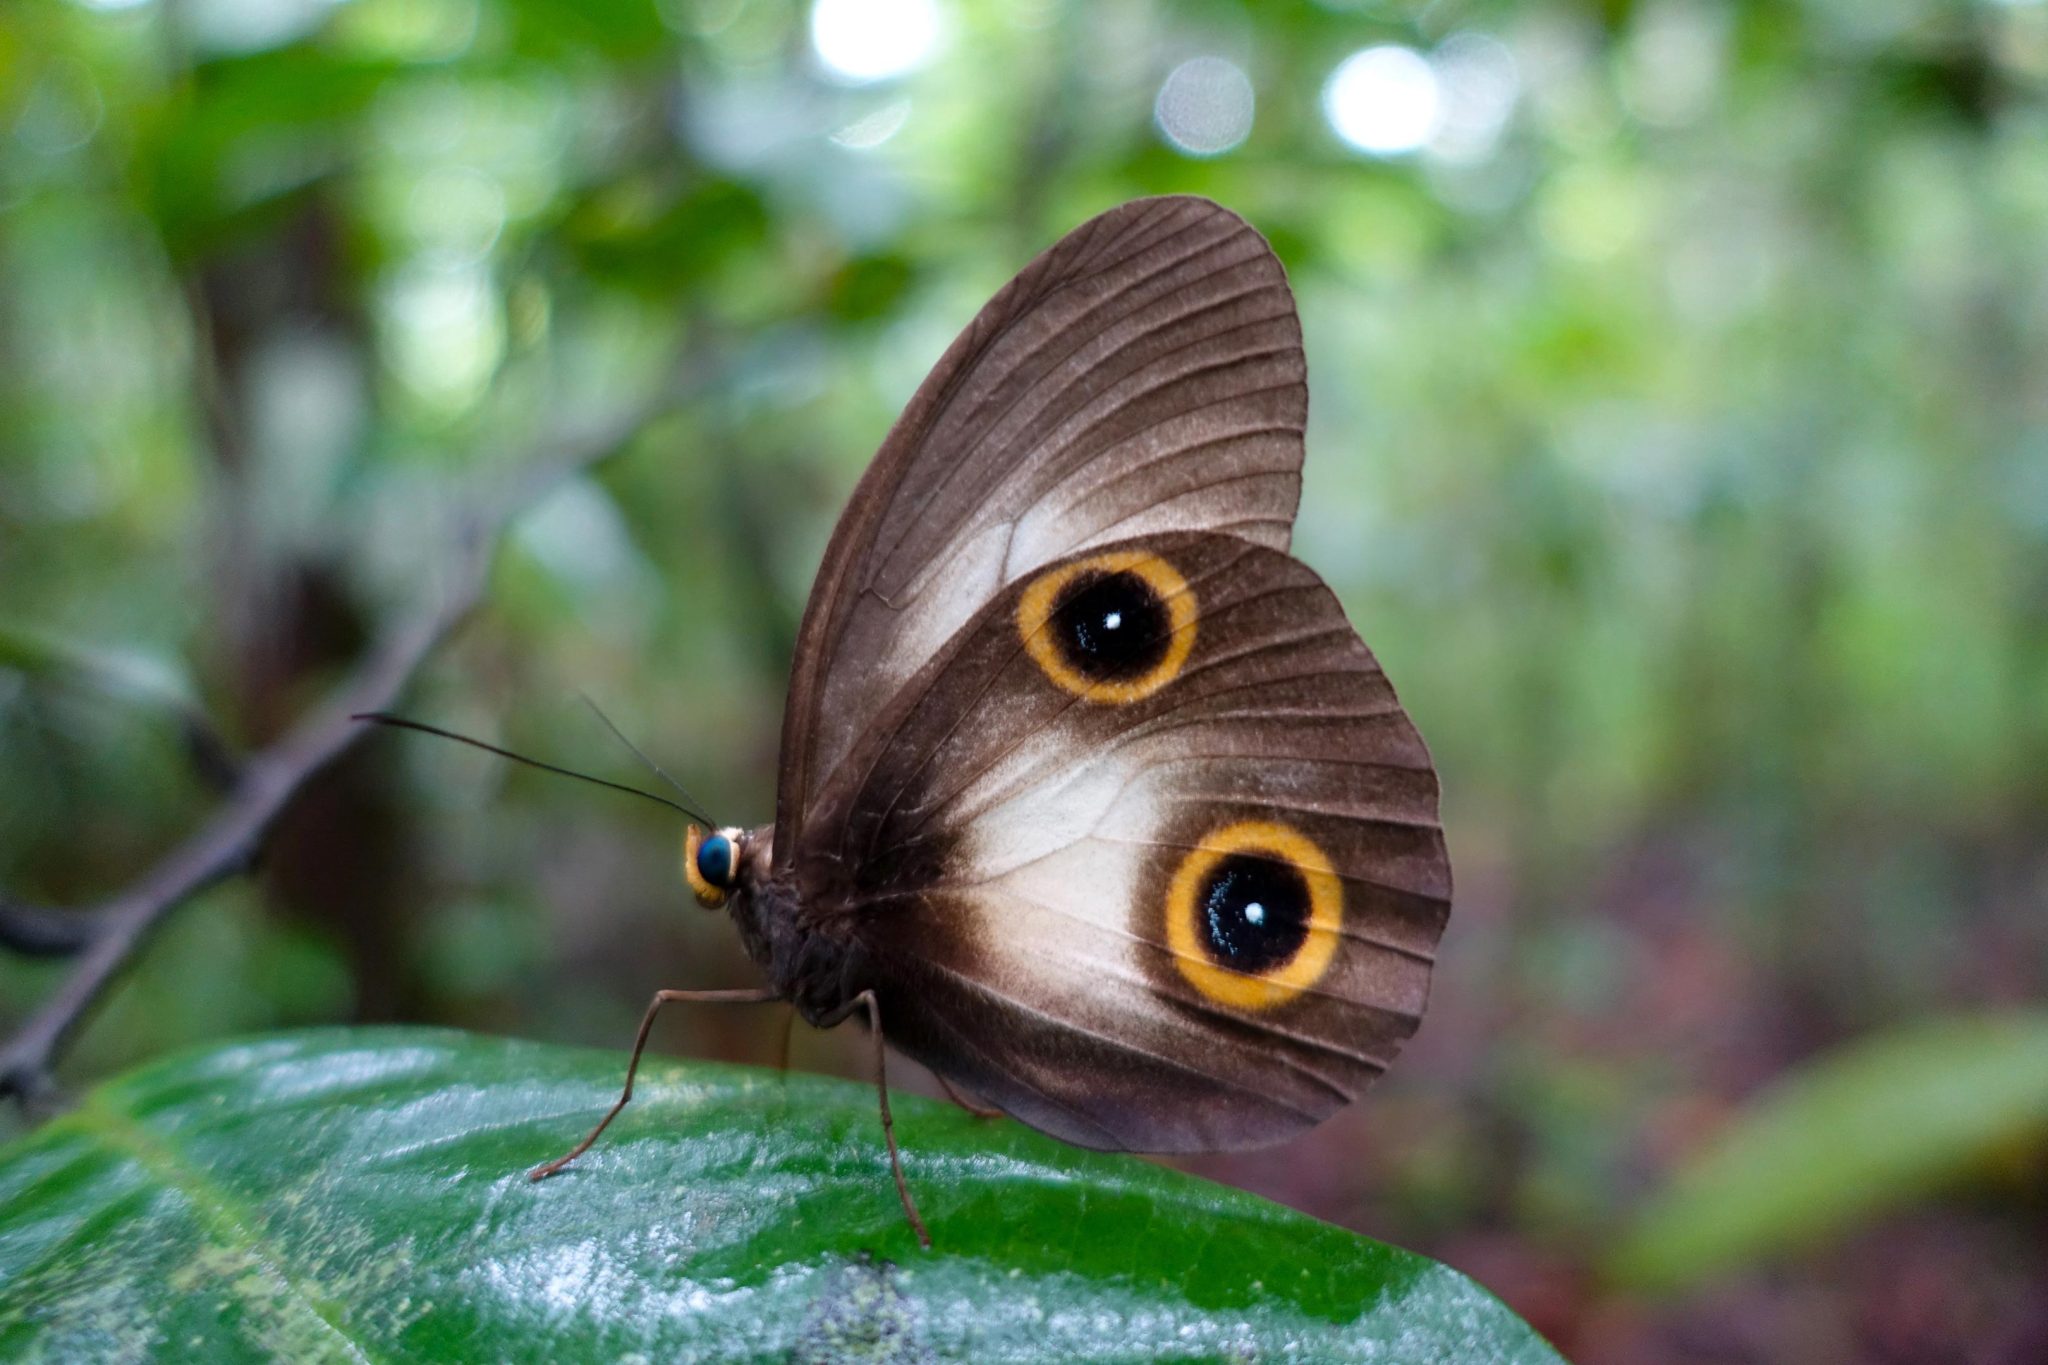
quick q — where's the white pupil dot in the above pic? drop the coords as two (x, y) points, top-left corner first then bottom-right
(1103, 611), (1122, 630)
(1245, 901), (1266, 925)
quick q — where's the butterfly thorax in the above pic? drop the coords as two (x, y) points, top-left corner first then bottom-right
(727, 829), (867, 1025)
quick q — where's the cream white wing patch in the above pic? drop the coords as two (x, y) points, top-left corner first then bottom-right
(938, 736), (1161, 1004)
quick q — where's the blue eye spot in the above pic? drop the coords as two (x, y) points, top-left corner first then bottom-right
(696, 833), (734, 888)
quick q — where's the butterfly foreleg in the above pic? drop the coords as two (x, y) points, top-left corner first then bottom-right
(814, 988), (932, 1250)
(527, 986), (780, 1181)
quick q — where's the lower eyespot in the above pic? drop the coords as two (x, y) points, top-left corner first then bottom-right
(1162, 819), (1343, 1010)
(1196, 853), (1312, 973)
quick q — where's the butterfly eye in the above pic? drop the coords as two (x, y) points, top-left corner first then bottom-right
(1163, 820), (1344, 1010)
(1016, 549), (1197, 703)
(683, 824), (739, 909)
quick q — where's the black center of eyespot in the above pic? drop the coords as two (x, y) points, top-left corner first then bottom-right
(1048, 569), (1172, 683)
(1198, 853), (1312, 974)
(696, 834), (734, 888)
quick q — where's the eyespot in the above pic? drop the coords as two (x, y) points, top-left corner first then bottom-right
(683, 824), (738, 908)
(1015, 549), (1196, 703)
(1163, 820), (1343, 1010)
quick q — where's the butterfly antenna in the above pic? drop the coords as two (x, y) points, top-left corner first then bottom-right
(351, 712), (716, 826)
(576, 692), (719, 825)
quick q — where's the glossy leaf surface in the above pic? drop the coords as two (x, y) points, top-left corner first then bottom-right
(0, 1028), (1559, 1362)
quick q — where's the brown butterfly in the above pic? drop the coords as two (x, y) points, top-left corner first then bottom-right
(527, 195), (1451, 1247)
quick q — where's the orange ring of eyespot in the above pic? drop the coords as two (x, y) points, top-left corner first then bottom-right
(683, 824), (728, 908)
(1164, 819), (1344, 1010)
(1014, 549), (1197, 704)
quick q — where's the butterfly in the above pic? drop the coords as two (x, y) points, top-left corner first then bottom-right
(526, 195), (1451, 1248)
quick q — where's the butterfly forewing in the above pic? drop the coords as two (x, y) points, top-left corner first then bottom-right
(792, 531), (1449, 1153)
(776, 197), (1309, 854)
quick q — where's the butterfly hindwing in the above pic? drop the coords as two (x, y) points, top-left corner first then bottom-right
(791, 531), (1449, 1152)
(776, 197), (1308, 854)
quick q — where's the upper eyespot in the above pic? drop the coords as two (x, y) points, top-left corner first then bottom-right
(683, 824), (738, 908)
(1016, 549), (1196, 703)
(1163, 820), (1343, 1010)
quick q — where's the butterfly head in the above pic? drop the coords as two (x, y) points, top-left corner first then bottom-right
(683, 823), (748, 908)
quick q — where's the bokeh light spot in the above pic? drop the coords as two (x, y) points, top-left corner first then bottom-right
(1323, 45), (1442, 157)
(832, 98), (913, 150)
(1429, 33), (1520, 163)
(380, 262), (503, 414)
(180, 0), (345, 55)
(810, 0), (941, 84)
(1154, 56), (1256, 158)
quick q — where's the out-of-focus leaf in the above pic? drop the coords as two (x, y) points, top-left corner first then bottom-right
(563, 175), (772, 296)
(137, 51), (398, 257)
(0, 1028), (1562, 1362)
(825, 252), (915, 322)
(502, 0), (671, 60)
(0, 619), (205, 721)
(1612, 1011), (2048, 1290)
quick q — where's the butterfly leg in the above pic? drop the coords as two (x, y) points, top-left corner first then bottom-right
(772, 1003), (798, 1078)
(935, 1072), (1003, 1120)
(528, 986), (779, 1181)
(816, 988), (932, 1250)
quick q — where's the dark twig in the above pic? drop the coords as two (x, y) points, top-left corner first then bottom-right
(0, 408), (657, 1105)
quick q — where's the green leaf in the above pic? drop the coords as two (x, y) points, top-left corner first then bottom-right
(0, 619), (198, 711)
(0, 1028), (1559, 1362)
(1613, 1011), (2048, 1291)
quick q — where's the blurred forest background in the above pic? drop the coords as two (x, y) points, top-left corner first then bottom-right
(3, 0), (2046, 1359)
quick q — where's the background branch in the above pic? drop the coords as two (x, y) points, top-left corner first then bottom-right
(0, 407), (658, 1105)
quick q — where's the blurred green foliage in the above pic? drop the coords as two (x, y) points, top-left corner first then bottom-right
(3, 0), (2045, 1359)
(1613, 1011), (2048, 1291)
